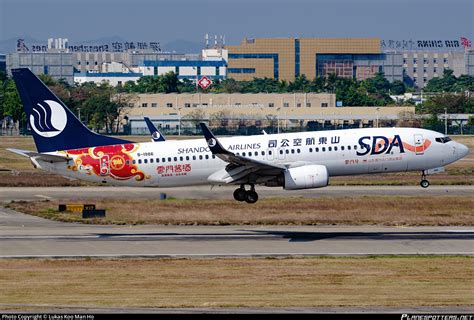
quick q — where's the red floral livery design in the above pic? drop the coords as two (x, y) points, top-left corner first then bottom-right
(64, 144), (147, 181)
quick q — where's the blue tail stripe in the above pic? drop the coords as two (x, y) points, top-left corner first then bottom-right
(12, 68), (132, 153)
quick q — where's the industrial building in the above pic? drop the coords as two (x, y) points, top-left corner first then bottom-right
(7, 38), (227, 85)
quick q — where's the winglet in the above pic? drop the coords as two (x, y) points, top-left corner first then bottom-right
(199, 123), (230, 155)
(144, 117), (166, 142)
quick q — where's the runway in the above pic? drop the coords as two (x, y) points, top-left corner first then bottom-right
(1, 207), (472, 258)
(1, 185), (473, 202)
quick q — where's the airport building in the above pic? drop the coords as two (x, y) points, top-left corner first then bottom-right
(399, 49), (474, 88)
(0, 53), (6, 73)
(6, 37), (473, 90)
(226, 38), (403, 82)
(124, 92), (414, 134)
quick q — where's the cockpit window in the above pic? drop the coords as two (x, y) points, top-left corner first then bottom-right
(435, 137), (452, 144)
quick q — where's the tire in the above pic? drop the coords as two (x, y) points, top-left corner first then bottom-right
(233, 188), (246, 201)
(420, 179), (430, 188)
(244, 191), (259, 204)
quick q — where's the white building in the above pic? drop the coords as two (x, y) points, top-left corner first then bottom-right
(73, 48), (228, 86)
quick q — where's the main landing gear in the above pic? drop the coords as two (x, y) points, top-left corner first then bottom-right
(420, 171), (430, 188)
(233, 184), (259, 204)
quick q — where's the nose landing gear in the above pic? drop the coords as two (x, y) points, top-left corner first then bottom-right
(420, 171), (430, 188)
(233, 184), (259, 203)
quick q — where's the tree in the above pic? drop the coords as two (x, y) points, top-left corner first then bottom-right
(390, 80), (406, 95)
(160, 72), (179, 93)
(397, 111), (421, 128)
(183, 109), (206, 129)
(112, 92), (135, 133)
(3, 79), (24, 123)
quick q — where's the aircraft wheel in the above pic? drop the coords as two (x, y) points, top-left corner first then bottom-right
(420, 179), (430, 188)
(233, 188), (246, 202)
(244, 190), (259, 204)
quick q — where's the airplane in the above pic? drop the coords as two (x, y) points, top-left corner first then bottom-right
(7, 68), (470, 203)
(144, 117), (166, 142)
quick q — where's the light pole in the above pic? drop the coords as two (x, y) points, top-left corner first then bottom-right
(174, 106), (183, 136)
(376, 107), (380, 128)
(276, 107), (281, 134)
(444, 108), (448, 135)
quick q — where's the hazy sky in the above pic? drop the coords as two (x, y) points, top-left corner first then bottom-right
(1, 0), (473, 44)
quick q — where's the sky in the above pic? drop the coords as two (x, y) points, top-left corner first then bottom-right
(0, 0), (473, 45)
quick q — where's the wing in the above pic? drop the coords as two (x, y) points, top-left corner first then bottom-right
(200, 123), (286, 185)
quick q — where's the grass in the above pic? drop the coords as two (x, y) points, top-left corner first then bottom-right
(0, 135), (473, 186)
(8, 196), (474, 226)
(0, 256), (472, 309)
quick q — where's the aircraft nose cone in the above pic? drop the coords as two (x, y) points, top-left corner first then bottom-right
(457, 143), (470, 159)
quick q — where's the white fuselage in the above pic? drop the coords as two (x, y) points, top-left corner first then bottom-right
(36, 127), (469, 188)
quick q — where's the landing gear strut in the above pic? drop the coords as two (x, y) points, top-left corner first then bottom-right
(420, 171), (430, 188)
(233, 184), (259, 204)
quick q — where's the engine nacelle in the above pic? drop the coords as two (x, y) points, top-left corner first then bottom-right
(283, 165), (329, 190)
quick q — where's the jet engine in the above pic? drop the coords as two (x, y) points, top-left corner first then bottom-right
(283, 165), (329, 190)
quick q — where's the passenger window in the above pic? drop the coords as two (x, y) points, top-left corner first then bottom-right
(261, 151), (265, 156)
(334, 147), (338, 151)
(138, 159), (142, 164)
(309, 148), (313, 152)
(126, 160), (130, 165)
(285, 149), (289, 154)
(186, 156), (189, 161)
(132, 160), (136, 164)
(150, 159), (153, 163)
(255, 151), (258, 156)
(297, 149), (301, 153)
(242, 152), (246, 157)
(174, 157), (177, 161)
(341, 146), (344, 151)
(328, 147), (332, 152)
(316, 148), (319, 152)
(193, 156), (196, 160)
(322, 147), (326, 152)
(291, 149), (295, 154)
(168, 157), (171, 162)
(162, 158), (165, 162)
(354, 145), (358, 150)
(180, 156), (183, 161)
(212, 155), (216, 159)
(279, 150), (283, 155)
(156, 158), (159, 163)
(269, 151), (272, 155)
(347, 146), (351, 150)
(199, 155), (203, 160)
(205, 155), (209, 159)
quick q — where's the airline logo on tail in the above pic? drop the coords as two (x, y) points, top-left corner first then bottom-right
(30, 100), (67, 137)
(152, 131), (161, 140)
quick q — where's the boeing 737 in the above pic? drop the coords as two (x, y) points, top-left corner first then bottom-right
(7, 68), (470, 203)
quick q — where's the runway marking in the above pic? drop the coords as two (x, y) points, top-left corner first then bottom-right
(35, 194), (53, 200)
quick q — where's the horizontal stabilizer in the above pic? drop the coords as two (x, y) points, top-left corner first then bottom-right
(7, 148), (72, 163)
